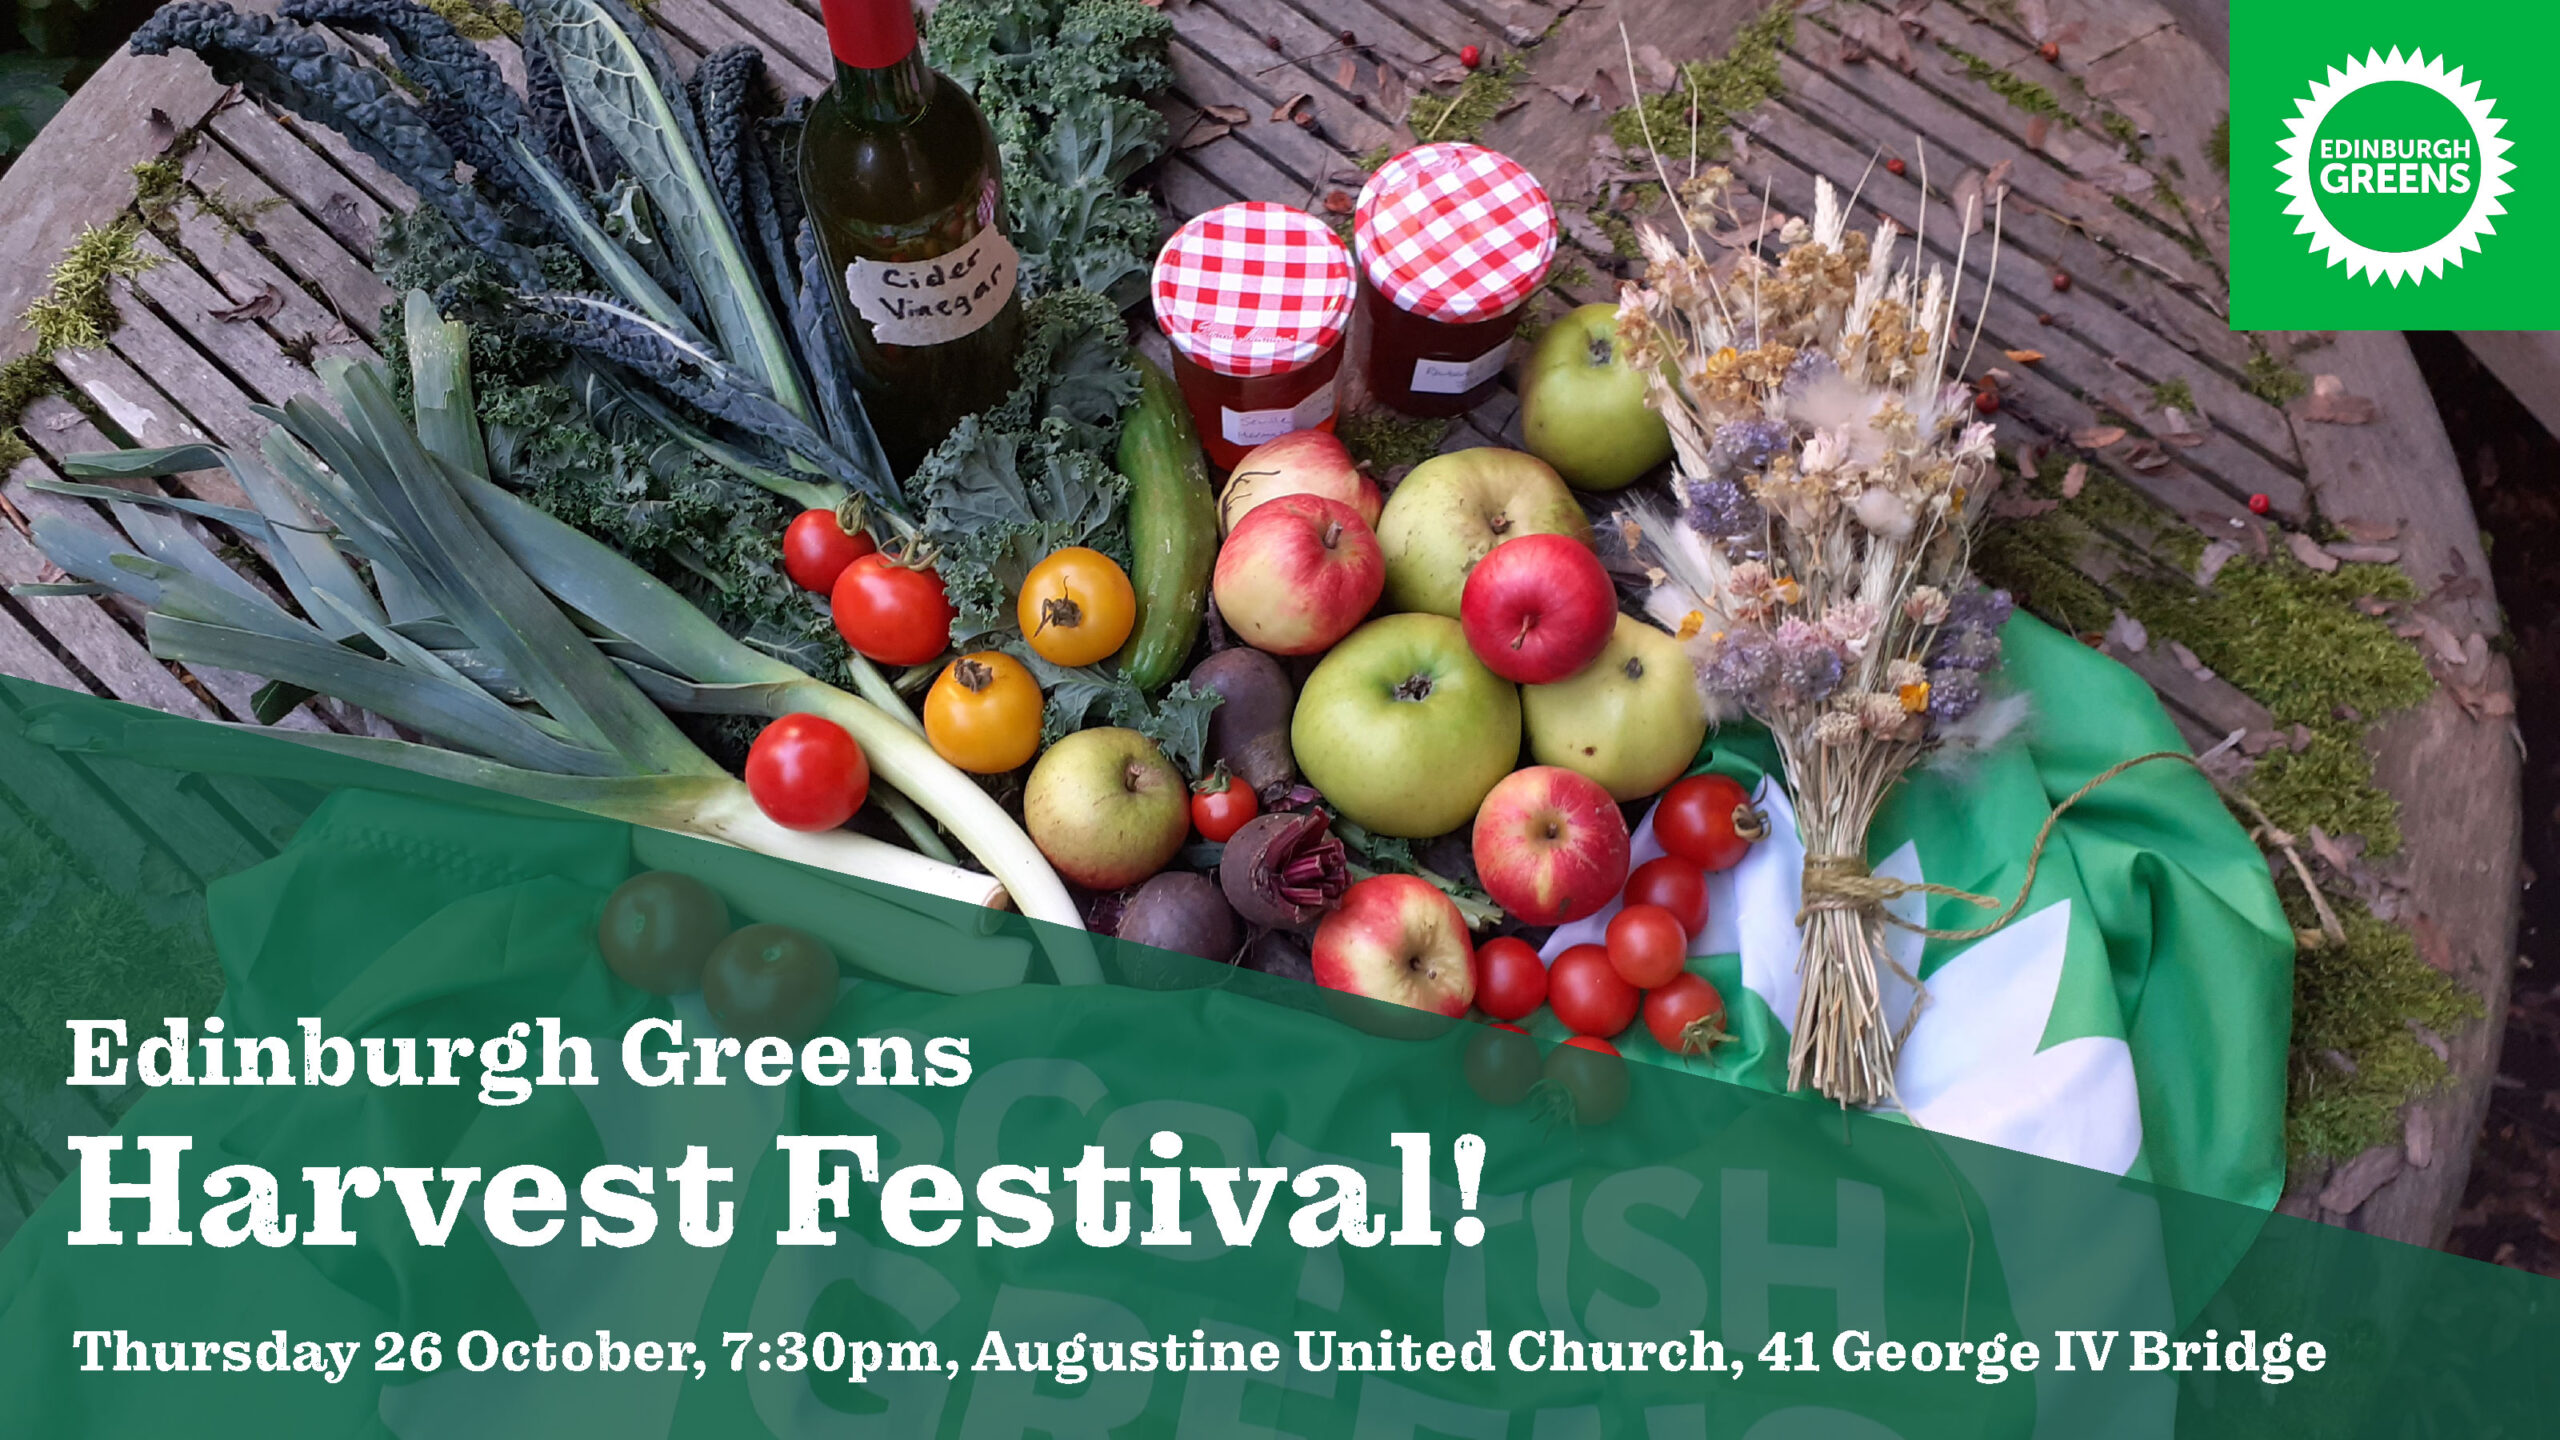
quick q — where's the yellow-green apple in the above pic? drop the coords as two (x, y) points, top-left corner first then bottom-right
(1212, 494), (1384, 655)
(1293, 614), (1522, 837)
(1520, 303), (1673, 491)
(1470, 766), (1631, 925)
(1219, 430), (1383, 534)
(1024, 727), (1190, 889)
(1375, 447), (1594, 617)
(1523, 615), (1707, 801)
(1312, 873), (1476, 1015)
(1459, 532), (1618, 684)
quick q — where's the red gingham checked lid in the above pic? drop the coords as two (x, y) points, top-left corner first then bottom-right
(1152, 202), (1354, 378)
(1355, 143), (1558, 323)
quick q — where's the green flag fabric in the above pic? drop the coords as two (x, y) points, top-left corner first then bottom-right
(1541, 615), (2294, 1209)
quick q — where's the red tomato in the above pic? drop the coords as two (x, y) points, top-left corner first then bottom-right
(744, 713), (870, 831)
(1623, 855), (1709, 936)
(1546, 943), (1639, 1037)
(832, 554), (955, 667)
(1191, 778), (1260, 843)
(1654, 773), (1760, 873)
(1605, 903), (1689, 988)
(1542, 1035), (1627, 1125)
(782, 509), (875, 594)
(1470, 936), (1548, 1022)
(1464, 1022), (1542, 1108)
(1645, 973), (1728, 1057)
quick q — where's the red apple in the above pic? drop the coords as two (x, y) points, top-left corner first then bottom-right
(1213, 494), (1385, 655)
(1459, 533), (1617, 684)
(1219, 430), (1384, 534)
(1470, 766), (1630, 926)
(1312, 873), (1476, 1015)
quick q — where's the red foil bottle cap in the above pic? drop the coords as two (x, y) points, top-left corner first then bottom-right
(821, 0), (919, 69)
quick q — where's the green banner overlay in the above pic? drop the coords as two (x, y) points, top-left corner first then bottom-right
(0, 675), (2550, 1437)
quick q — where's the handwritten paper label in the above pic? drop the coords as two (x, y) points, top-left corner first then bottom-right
(843, 226), (1020, 346)
(1222, 378), (1340, 448)
(1411, 343), (1511, 396)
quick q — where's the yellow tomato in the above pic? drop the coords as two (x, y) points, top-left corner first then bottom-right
(924, 652), (1043, 774)
(1018, 547), (1136, 668)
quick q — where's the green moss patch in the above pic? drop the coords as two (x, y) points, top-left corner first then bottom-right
(1409, 54), (1521, 145)
(24, 221), (156, 355)
(2288, 898), (2478, 1165)
(1337, 410), (1448, 474)
(2149, 376), (2197, 412)
(1609, 2), (1793, 160)
(421, 0), (523, 39)
(1943, 45), (2069, 122)
(2207, 113), (2232, 174)
(2242, 351), (2310, 405)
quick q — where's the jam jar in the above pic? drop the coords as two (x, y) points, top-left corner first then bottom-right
(1353, 143), (1559, 418)
(1151, 201), (1356, 469)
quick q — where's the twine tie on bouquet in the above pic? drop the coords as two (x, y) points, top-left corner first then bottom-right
(1795, 751), (2203, 943)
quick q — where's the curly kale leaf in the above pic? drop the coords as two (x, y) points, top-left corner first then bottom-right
(1001, 642), (1221, 775)
(130, 3), (542, 284)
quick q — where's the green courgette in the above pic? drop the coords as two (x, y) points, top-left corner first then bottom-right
(1115, 354), (1219, 691)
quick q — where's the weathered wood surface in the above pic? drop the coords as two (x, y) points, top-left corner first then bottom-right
(0, 0), (2519, 1247)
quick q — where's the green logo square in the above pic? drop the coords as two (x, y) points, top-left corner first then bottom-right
(2231, 0), (2556, 329)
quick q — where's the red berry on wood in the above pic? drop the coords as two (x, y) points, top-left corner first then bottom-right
(2051, 271), (2073, 292)
(2039, 41), (2061, 63)
(1461, 44), (1483, 69)
(2248, 493), (2272, 515)
(2037, 312), (2054, 325)
(1885, 156), (1906, 176)
(1974, 390), (2001, 415)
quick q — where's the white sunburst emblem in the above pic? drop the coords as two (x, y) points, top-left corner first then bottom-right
(2274, 48), (2514, 286)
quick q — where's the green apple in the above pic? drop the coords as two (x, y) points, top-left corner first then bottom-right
(1522, 615), (1707, 801)
(1293, 614), (1523, 838)
(1023, 727), (1191, 890)
(1374, 448), (1593, 617)
(1520, 303), (1674, 492)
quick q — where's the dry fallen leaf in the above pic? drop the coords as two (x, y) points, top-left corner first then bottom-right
(1322, 189), (1355, 216)
(2071, 424), (2128, 448)
(2024, 113), (2050, 151)
(1337, 56), (1360, 90)
(1634, 44), (1678, 92)
(2003, 348), (2046, 364)
(1506, 24), (1542, 47)
(2126, 441), (2171, 472)
(1951, 171), (1986, 237)
(2412, 914), (2455, 973)
(1376, 65), (1409, 119)
(2286, 530), (2341, 573)
(1201, 103), (1251, 126)
(2168, 640), (2215, 683)
(147, 107), (180, 155)
(1990, 492), (2060, 520)
(1180, 122), (1232, 150)
(2325, 543), (2399, 564)
(208, 281), (284, 323)
(1591, 67), (1624, 112)
(2060, 460), (2087, 498)
(2196, 538), (2240, 587)
(1544, 84), (1590, 109)
(2301, 375), (2377, 424)
(2105, 609), (2148, 653)
(2337, 516), (2401, 544)
(1273, 93), (1315, 127)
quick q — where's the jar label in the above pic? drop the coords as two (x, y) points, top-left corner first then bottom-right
(843, 226), (1020, 347)
(1411, 343), (1512, 396)
(1221, 378), (1340, 448)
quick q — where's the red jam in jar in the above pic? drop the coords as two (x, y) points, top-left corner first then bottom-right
(1152, 202), (1356, 469)
(1353, 143), (1559, 417)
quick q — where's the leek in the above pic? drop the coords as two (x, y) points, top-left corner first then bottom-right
(22, 292), (1097, 987)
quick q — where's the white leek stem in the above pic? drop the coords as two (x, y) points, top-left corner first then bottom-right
(675, 783), (1002, 910)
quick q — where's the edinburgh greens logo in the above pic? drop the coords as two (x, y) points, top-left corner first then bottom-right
(2273, 49), (2513, 286)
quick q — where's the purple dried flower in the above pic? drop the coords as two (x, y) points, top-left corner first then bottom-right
(1708, 418), (1791, 476)
(1926, 666), (1984, 723)
(1783, 348), (1838, 394)
(1931, 623), (2003, 672)
(1703, 631), (1778, 705)
(1777, 642), (1844, 707)
(1680, 476), (1765, 538)
(1943, 586), (2014, 635)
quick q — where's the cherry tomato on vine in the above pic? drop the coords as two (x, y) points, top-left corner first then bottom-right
(1645, 973), (1728, 1057)
(744, 713), (869, 831)
(782, 509), (875, 594)
(596, 870), (730, 995)
(1019, 547), (1137, 668)
(832, 553), (955, 667)
(1605, 904), (1689, 989)
(1190, 770), (1260, 843)
(1546, 943), (1638, 1038)
(1464, 1022), (1542, 1107)
(1470, 935), (1548, 1022)
(1542, 1034), (1628, 1125)
(1623, 855), (1709, 936)
(1654, 773), (1762, 873)
(924, 652), (1042, 774)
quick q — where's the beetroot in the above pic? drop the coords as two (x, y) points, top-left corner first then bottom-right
(1116, 871), (1238, 963)
(1219, 809), (1349, 929)
(1190, 648), (1298, 795)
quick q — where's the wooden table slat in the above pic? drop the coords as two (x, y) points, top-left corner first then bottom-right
(182, 138), (394, 341)
(204, 102), (389, 263)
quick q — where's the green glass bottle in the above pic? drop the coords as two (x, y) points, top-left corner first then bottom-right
(799, 0), (1023, 472)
